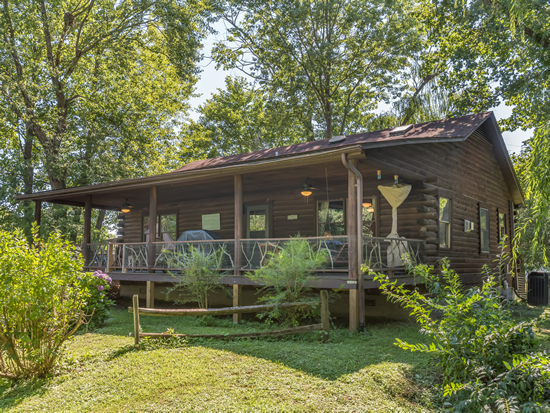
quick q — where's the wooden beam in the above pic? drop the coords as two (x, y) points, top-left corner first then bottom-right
(136, 324), (322, 340)
(146, 281), (155, 309)
(129, 301), (318, 317)
(83, 195), (92, 245)
(109, 272), (363, 289)
(233, 284), (242, 323)
(233, 174), (243, 323)
(83, 195), (92, 264)
(34, 201), (42, 236)
(132, 294), (140, 346)
(347, 159), (359, 333)
(148, 186), (157, 273)
(321, 290), (330, 343)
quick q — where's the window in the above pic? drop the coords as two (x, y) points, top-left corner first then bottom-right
(318, 200), (345, 236)
(143, 213), (177, 242)
(499, 212), (507, 242)
(362, 197), (377, 237)
(480, 207), (490, 253)
(439, 197), (451, 248)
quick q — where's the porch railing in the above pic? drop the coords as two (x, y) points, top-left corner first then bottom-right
(362, 237), (425, 271)
(83, 236), (425, 274)
(239, 236), (349, 271)
(152, 240), (235, 271)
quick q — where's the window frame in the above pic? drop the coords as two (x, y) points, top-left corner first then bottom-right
(438, 196), (452, 249)
(362, 195), (378, 237)
(316, 199), (346, 236)
(479, 205), (490, 254)
(142, 210), (179, 242)
(498, 209), (507, 243)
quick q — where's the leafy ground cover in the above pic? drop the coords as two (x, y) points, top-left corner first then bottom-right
(1, 303), (548, 412)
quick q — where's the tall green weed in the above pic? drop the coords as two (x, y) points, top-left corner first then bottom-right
(248, 238), (328, 325)
(165, 246), (228, 309)
(372, 255), (549, 411)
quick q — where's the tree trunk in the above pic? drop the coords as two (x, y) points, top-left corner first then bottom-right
(21, 129), (35, 243)
(95, 209), (106, 231)
(69, 208), (82, 244)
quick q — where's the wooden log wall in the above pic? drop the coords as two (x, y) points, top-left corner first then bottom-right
(119, 163), (388, 242)
(369, 128), (514, 285)
(116, 124), (516, 288)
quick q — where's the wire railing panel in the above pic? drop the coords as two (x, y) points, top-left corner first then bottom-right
(82, 236), (425, 275)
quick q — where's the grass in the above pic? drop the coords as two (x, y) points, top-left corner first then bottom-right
(0, 307), (440, 412)
(1, 302), (548, 412)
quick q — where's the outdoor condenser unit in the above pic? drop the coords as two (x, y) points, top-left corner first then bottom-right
(527, 272), (549, 306)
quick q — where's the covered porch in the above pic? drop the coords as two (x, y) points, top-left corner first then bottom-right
(26, 148), (436, 332)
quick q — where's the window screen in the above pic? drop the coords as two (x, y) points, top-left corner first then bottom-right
(499, 213), (507, 242)
(362, 197), (376, 237)
(480, 208), (490, 253)
(318, 200), (345, 236)
(439, 197), (451, 248)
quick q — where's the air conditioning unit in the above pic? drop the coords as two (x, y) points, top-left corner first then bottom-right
(464, 220), (474, 232)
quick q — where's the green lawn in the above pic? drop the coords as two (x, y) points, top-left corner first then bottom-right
(0, 307), (441, 412)
(1, 304), (548, 413)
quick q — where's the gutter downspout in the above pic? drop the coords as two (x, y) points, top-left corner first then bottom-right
(341, 153), (365, 332)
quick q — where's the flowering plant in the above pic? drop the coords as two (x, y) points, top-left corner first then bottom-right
(78, 270), (115, 330)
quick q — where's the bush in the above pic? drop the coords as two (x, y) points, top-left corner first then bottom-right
(248, 237), (328, 325)
(79, 270), (115, 330)
(165, 246), (227, 309)
(0, 229), (91, 379)
(372, 257), (549, 411)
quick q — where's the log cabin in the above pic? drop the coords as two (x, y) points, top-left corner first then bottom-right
(16, 111), (524, 332)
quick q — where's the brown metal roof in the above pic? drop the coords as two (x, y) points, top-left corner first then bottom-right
(15, 111), (523, 205)
(174, 112), (493, 173)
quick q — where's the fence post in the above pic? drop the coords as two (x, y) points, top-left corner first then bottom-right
(320, 290), (329, 343)
(133, 294), (140, 346)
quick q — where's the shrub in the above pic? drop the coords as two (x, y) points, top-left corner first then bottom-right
(165, 246), (227, 309)
(79, 270), (115, 330)
(372, 257), (549, 411)
(0, 229), (91, 379)
(248, 237), (328, 325)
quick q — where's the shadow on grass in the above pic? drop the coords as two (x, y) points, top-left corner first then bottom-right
(0, 378), (47, 410)
(80, 308), (436, 381)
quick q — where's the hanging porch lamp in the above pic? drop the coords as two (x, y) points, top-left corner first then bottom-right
(121, 199), (133, 213)
(301, 178), (313, 197)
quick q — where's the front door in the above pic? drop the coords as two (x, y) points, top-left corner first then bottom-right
(246, 205), (270, 238)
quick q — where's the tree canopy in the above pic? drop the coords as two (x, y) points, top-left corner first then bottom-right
(0, 0), (209, 238)
(212, 0), (421, 140)
(413, 0), (550, 263)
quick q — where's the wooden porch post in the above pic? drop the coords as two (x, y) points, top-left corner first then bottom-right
(83, 195), (92, 265)
(34, 201), (42, 236)
(147, 186), (157, 308)
(233, 174), (243, 323)
(347, 160), (359, 333)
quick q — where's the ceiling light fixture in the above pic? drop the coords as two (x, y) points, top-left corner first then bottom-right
(121, 199), (132, 213)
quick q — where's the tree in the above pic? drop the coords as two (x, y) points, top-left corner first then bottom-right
(410, 0), (550, 263)
(183, 76), (309, 160)
(0, 0), (208, 239)
(212, 0), (421, 140)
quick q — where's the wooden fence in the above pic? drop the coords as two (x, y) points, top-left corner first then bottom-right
(129, 290), (330, 345)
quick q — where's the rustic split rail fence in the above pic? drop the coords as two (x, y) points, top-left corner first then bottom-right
(129, 290), (330, 345)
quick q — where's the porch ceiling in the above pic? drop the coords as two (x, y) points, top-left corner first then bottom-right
(22, 158), (374, 210)
(15, 146), (364, 209)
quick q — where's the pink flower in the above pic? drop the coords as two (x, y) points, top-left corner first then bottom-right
(97, 285), (105, 291)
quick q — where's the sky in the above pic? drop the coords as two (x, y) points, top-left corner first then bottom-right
(189, 29), (532, 155)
